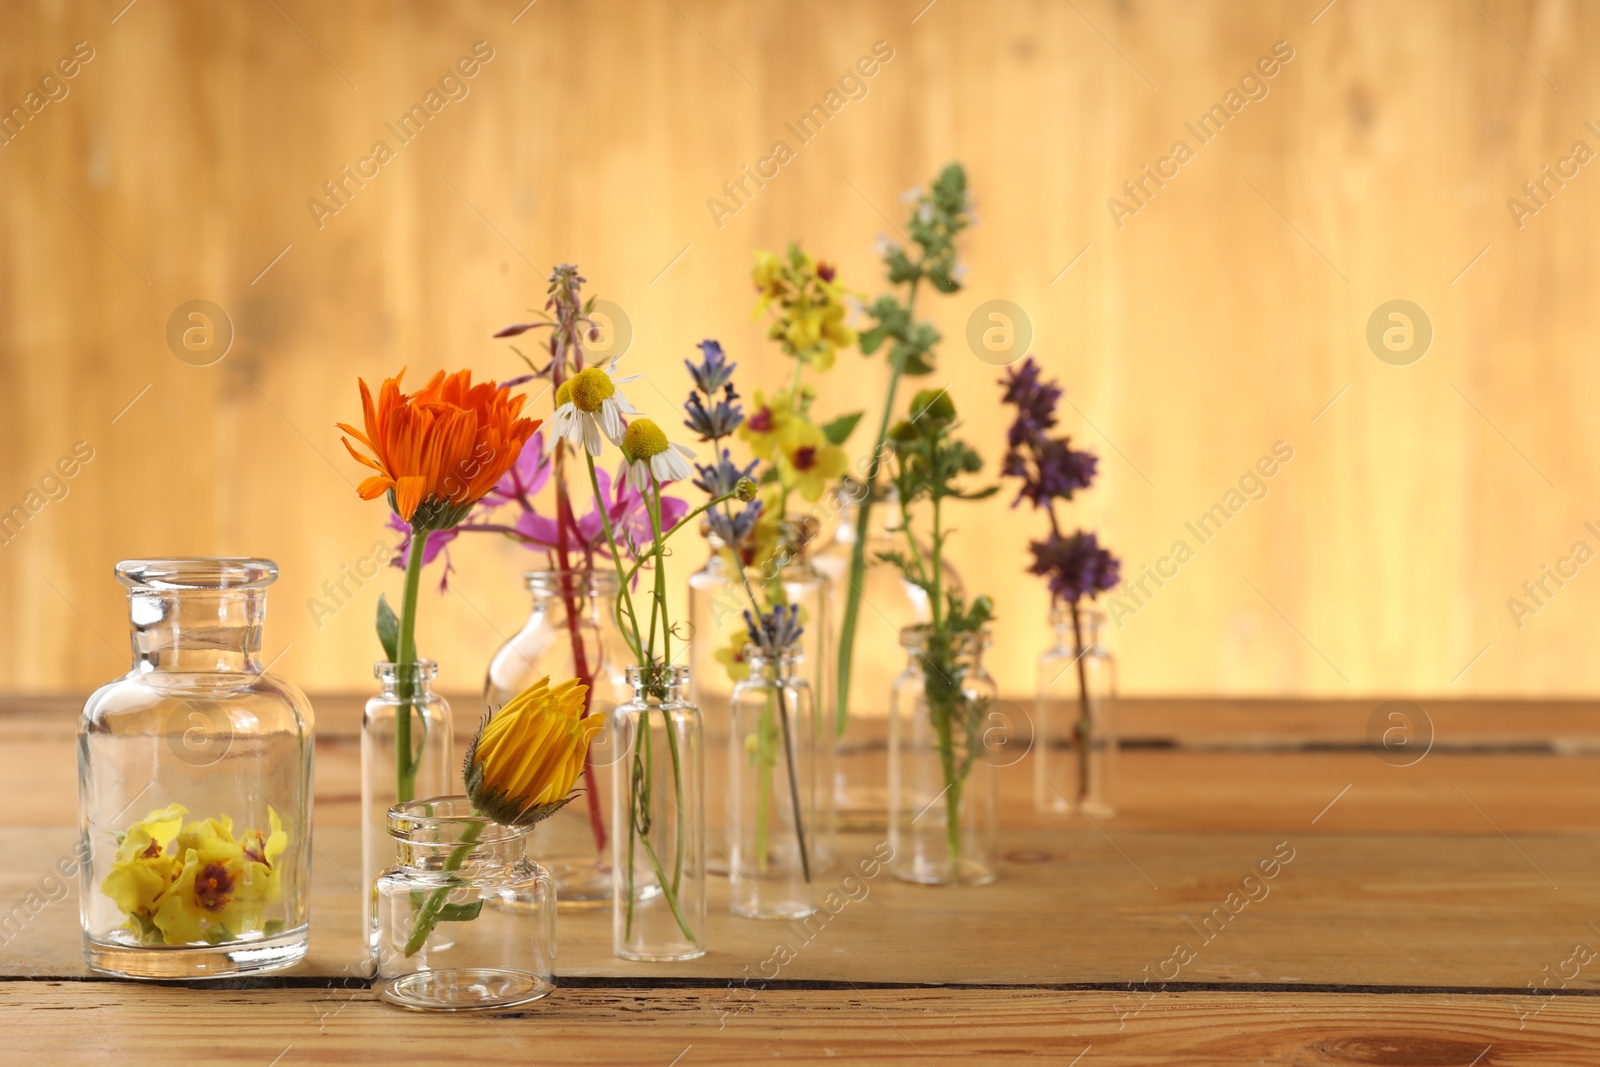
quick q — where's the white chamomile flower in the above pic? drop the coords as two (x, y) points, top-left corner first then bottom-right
(549, 357), (641, 456)
(622, 419), (695, 492)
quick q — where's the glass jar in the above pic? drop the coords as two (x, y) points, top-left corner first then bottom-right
(816, 492), (961, 831)
(611, 664), (706, 960)
(363, 661), (453, 930)
(1035, 607), (1117, 819)
(728, 646), (818, 919)
(688, 520), (832, 872)
(77, 558), (313, 979)
(372, 797), (555, 1011)
(485, 569), (628, 904)
(888, 625), (998, 887)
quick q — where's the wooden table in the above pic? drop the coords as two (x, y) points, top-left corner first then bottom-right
(6, 695), (1599, 1064)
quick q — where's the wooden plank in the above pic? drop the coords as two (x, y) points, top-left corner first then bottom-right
(3, 984), (1597, 1065)
(6, 823), (1597, 991)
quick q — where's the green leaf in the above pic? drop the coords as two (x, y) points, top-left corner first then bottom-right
(202, 924), (239, 945)
(377, 594), (400, 663)
(436, 900), (485, 923)
(263, 918), (285, 937)
(822, 412), (864, 445)
(858, 325), (888, 355)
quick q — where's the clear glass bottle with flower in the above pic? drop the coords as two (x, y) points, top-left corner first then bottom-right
(373, 676), (602, 1010)
(78, 558), (313, 979)
(877, 388), (1003, 887)
(997, 357), (1123, 819)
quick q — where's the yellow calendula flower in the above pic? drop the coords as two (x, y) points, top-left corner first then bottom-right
(102, 805), (288, 945)
(776, 420), (849, 502)
(465, 675), (603, 827)
(737, 388), (797, 461)
(714, 627), (752, 683)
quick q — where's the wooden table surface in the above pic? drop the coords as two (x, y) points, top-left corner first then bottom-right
(6, 695), (1600, 1065)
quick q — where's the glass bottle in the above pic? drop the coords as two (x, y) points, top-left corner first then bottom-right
(485, 569), (628, 905)
(362, 660), (453, 931)
(816, 490), (961, 831)
(888, 625), (998, 887)
(728, 646), (818, 920)
(372, 797), (555, 1010)
(611, 664), (706, 960)
(688, 519), (832, 872)
(77, 558), (313, 979)
(1035, 607), (1117, 819)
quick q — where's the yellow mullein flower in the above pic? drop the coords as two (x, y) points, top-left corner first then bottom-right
(737, 389), (796, 461)
(751, 244), (857, 370)
(714, 627), (752, 683)
(776, 419), (848, 502)
(101, 804), (187, 937)
(465, 675), (603, 827)
(103, 805), (289, 945)
(153, 809), (287, 945)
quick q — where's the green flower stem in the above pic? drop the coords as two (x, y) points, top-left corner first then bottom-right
(1071, 600), (1093, 805)
(403, 817), (485, 957)
(645, 487), (687, 895)
(837, 278), (920, 735)
(774, 681), (811, 882)
(585, 453), (645, 661)
(394, 525), (428, 804)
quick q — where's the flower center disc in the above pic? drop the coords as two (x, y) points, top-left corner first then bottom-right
(569, 367), (615, 412)
(624, 419), (669, 459)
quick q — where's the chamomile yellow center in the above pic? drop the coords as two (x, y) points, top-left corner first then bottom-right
(555, 379), (574, 407)
(568, 367), (615, 413)
(624, 418), (669, 459)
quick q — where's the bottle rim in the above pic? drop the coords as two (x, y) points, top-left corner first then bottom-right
(899, 623), (992, 651)
(386, 795), (529, 845)
(373, 659), (439, 680)
(524, 568), (620, 594)
(116, 557), (278, 591)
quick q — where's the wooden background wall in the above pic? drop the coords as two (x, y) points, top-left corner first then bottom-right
(1, 0), (1595, 698)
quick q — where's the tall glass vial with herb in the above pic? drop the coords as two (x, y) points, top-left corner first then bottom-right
(888, 625), (998, 886)
(485, 569), (629, 903)
(1035, 608), (1117, 818)
(611, 665), (706, 960)
(728, 646), (817, 919)
(78, 558), (313, 979)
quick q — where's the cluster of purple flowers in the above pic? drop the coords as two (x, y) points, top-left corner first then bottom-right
(999, 357), (1121, 605)
(684, 340), (764, 548)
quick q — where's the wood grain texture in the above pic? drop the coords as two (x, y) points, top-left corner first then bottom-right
(0, 1), (1596, 699)
(4, 985), (1599, 1066)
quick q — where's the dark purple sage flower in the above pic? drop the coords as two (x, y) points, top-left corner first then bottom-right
(1028, 530), (1120, 604)
(1000, 357), (1061, 447)
(707, 500), (763, 548)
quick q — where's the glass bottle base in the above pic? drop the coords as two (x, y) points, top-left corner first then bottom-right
(83, 929), (308, 980)
(732, 900), (816, 920)
(543, 856), (614, 905)
(892, 856), (996, 887)
(377, 967), (554, 1011)
(613, 945), (707, 962)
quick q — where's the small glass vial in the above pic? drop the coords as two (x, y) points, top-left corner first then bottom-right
(688, 520), (832, 872)
(611, 665), (706, 960)
(362, 661), (453, 934)
(78, 558), (313, 979)
(373, 797), (555, 1011)
(815, 491), (960, 832)
(888, 625), (998, 887)
(728, 646), (818, 919)
(485, 569), (629, 905)
(1035, 607), (1117, 819)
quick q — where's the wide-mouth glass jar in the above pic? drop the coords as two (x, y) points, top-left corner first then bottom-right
(77, 557), (313, 979)
(373, 796), (555, 1011)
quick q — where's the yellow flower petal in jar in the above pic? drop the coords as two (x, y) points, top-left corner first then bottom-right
(100, 804), (188, 940)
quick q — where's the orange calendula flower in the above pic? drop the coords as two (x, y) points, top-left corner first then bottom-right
(338, 369), (541, 527)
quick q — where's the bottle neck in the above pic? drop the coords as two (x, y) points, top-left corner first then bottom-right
(901, 625), (990, 668)
(375, 660), (439, 698)
(527, 568), (619, 605)
(387, 798), (528, 870)
(626, 664), (690, 703)
(1050, 606), (1105, 652)
(128, 590), (266, 675)
(746, 648), (802, 683)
